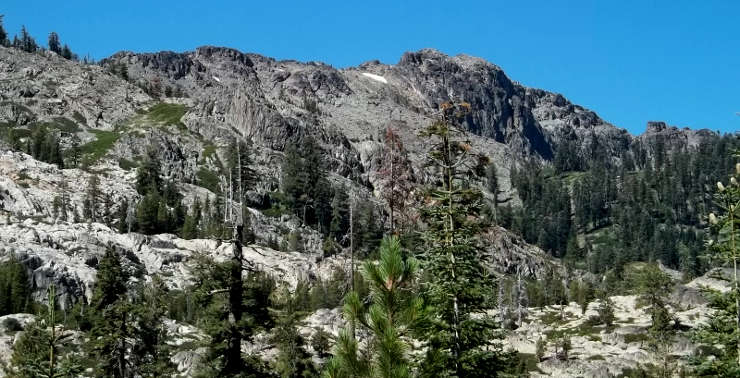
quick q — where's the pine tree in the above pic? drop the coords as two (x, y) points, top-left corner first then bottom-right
(418, 102), (516, 376)
(0, 256), (30, 315)
(83, 174), (101, 222)
(136, 190), (161, 234)
(272, 288), (317, 377)
(0, 15), (7, 46)
(128, 278), (176, 376)
(330, 185), (349, 241)
(282, 136), (330, 229)
(9, 285), (83, 378)
(47, 32), (61, 54)
(596, 290), (615, 327)
(693, 159), (740, 375)
(61, 44), (73, 60)
(190, 246), (275, 377)
(324, 236), (426, 378)
(18, 25), (36, 53)
(117, 199), (129, 233)
(634, 263), (675, 376)
(136, 149), (163, 196)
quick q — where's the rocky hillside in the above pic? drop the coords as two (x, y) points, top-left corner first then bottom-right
(0, 44), (725, 377)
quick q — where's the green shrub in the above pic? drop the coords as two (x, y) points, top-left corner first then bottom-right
(623, 333), (649, 344)
(2, 317), (23, 332)
(72, 111), (87, 125)
(118, 158), (138, 171)
(196, 168), (220, 193)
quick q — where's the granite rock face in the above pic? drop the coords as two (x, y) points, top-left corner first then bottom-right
(0, 44), (721, 376)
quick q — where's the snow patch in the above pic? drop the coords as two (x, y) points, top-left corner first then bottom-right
(212, 76), (221, 83)
(361, 72), (387, 84)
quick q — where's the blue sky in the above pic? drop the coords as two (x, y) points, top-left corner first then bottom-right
(2, 0), (738, 135)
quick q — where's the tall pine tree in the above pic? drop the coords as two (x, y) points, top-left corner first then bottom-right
(418, 102), (516, 377)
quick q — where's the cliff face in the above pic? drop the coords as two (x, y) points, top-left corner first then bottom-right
(0, 44), (719, 297)
(0, 44), (724, 378)
(101, 46), (637, 163)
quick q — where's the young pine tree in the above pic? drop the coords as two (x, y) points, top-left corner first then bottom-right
(271, 287), (317, 377)
(418, 102), (516, 377)
(9, 285), (83, 378)
(634, 263), (676, 377)
(87, 248), (130, 377)
(324, 236), (427, 378)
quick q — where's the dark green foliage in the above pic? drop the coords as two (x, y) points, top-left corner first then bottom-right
(271, 288), (318, 377)
(0, 15), (7, 46)
(486, 162), (498, 196)
(632, 263), (674, 331)
(553, 137), (585, 172)
(136, 149), (163, 196)
(196, 167), (221, 193)
(109, 62), (129, 81)
(352, 201), (384, 258)
(324, 236), (426, 378)
(87, 250), (175, 377)
(691, 157), (740, 375)
(631, 263), (676, 375)
(133, 149), (185, 235)
(281, 137), (332, 232)
(47, 32), (61, 54)
(128, 279), (177, 377)
(311, 328), (331, 358)
(330, 185), (350, 240)
(16, 25), (37, 53)
(595, 291), (615, 327)
(83, 173), (101, 222)
(191, 254), (276, 377)
(23, 126), (64, 168)
(308, 269), (362, 311)
(181, 199), (202, 239)
(9, 286), (83, 378)
(418, 103), (517, 377)
(509, 134), (740, 275)
(0, 257), (30, 316)
(136, 191), (162, 234)
(91, 249), (127, 311)
(2, 317), (22, 332)
(116, 199), (129, 233)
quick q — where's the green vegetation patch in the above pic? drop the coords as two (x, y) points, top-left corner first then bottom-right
(196, 167), (220, 193)
(30, 117), (81, 133)
(81, 130), (120, 163)
(118, 158), (138, 171)
(201, 143), (217, 162)
(146, 103), (187, 128)
(516, 353), (543, 374)
(623, 333), (649, 344)
(540, 311), (568, 326)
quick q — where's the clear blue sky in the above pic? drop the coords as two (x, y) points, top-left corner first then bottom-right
(2, 0), (738, 135)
